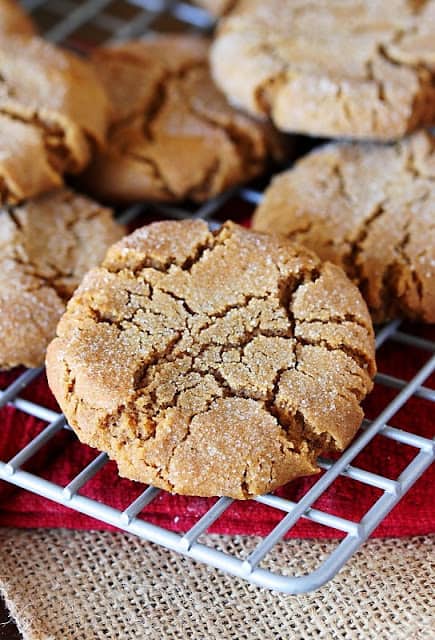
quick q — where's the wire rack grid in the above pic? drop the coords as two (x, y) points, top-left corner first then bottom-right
(0, 0), (433, 595)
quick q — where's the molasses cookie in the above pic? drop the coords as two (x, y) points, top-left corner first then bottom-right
(0, 189), (124, 369)
(0, 35), (109, 204)
(81, 35), (284, 203)
(253, 131), (435, 323)
(46, 220), (375, 499)
(210, 0), (435, 139)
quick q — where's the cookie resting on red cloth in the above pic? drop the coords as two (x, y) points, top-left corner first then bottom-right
(0, 324), (433, 538)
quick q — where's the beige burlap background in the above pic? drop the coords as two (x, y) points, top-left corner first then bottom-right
(0, 529), (433, 640)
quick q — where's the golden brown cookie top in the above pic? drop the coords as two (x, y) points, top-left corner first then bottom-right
(0, 0), (35, 37)
(46, 220), (375, 499)
(0, 34), (110, 204)
(210, 0), (435, 139)
(253, 131), (435, 323)
(0, 188), (124, 369)
(81, 35), (284, 203)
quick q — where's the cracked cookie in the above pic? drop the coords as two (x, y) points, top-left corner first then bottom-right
(0, 34), (110, 204)
(80, 35), (284, 203)
(0, 188), (124, 369)
(210, 0), (435, 139)
(0, 0), (35, 36)
(46, 220), (376, 499)
(253, 131), (435, 323)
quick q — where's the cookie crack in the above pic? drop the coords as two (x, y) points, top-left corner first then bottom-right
(375, 38), (435, 131)
(111, 59), (236, 201)
(0, 107), (75, 176)
(276, 221), (313, 241)
(140, 456), (176, 493)
(6, 203), (95, 302)
(132, 331), (186, 394)
(125, 150), (176, 200)
(240, 463), (250, 498)
(263, 266), (346, 453)
(403, 143), (435, 181)
(106, 223), (229, 278)
(183, 71), (264, 175)
(343, 199), (388, 289)
(333, 160), (354, 202)
(141, 76), (167, 143)
(133, 328), (297, 419)
(267, 263), (368, 451)
(298, 314), (371, 332)
(142, 413), (194, 492)
(186, 158), (222, 202)
(380, 215), (425, 318)
(264, 367), (294, 423)
(7, 209), (23, 232)
(8, 253), (71, 302)
(277, 261), (322, 323)
(380, 30), (432, 73)
(296, 337), (373, 374)
(245, 39), (289, 116)
(196, 294), (271, 328)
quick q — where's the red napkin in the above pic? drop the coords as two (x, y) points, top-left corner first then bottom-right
(0, 324), (434, 538)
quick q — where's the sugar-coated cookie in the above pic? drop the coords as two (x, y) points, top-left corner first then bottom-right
(81, 35), (284, 203)
(253, 132), (435, 323)
(0, 189), (124, 369)
(211, 0), (435, 139)
(0, 35), (110, 204)
(47, 220), (375, 499)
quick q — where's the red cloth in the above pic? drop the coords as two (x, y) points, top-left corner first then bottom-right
(0, 325), (434, 538)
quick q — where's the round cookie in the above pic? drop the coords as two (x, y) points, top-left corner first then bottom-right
(81, 35), (284, 203)
(253, 131), (435, 323)
(210, 0), (435, 140)
(0, 0), (35, 36)
(46, 220), (375, 499)
(0, 34), (110, 205)
(0, 189), (124, 369)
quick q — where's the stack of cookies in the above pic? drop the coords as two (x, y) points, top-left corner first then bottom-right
(3, 0), (433, 500)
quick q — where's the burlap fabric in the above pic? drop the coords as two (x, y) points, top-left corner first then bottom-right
(0, 530), (433, 639)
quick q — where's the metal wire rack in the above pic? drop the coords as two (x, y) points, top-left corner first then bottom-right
(0, 0), (433, 595)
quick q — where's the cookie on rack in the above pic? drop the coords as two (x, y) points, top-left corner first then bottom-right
(210, 0), (435, 139)
(46, 220), (376, 499)
(0, 189), (124, 370)
(253, 131), (435, 323)
(81, 35), (284, 203)
(0, 34), (110, 205)
(0, 0), (35, 37)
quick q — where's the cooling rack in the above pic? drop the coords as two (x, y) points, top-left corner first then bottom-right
(0, 0), (433, 595)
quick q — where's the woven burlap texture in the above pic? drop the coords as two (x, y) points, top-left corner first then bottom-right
(0, 529), (433, 640)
